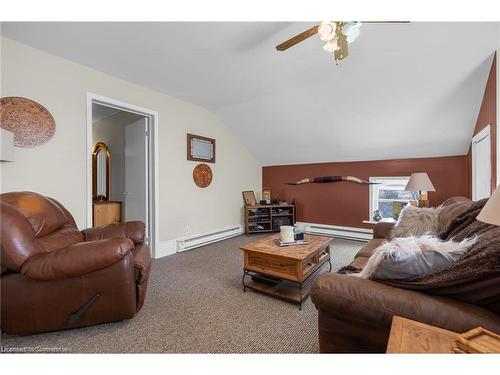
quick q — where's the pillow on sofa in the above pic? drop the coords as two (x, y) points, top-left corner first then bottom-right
(389, 205), (442, 239)
(354, 235), (476, 280)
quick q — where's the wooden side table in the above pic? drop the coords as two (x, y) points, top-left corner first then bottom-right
(386, 316), (459, 353)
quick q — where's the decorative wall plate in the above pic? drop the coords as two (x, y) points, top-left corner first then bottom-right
(193, 163), (213, 188)
(0, 96), (56, 147)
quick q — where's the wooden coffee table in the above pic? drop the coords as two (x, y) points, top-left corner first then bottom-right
(240, 234), (333, 309)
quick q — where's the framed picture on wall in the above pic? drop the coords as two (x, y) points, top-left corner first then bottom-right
(242, 191), (257, 206)
(187, 133), (216, 163)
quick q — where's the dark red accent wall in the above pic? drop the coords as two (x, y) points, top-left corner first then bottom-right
(467, 53), (497, 195)
(262, 156), (468, 229)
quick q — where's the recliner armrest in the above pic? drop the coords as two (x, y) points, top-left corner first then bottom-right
(20, 238), (134, 280)
(311, 273), (500, 334)
(82, 221), (145, 244)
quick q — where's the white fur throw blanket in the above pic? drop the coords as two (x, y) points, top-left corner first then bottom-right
(355, 235), (476, 280)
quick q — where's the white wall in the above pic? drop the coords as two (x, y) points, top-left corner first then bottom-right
(93, 110), (142, 204)
(0, 37), (262, 243)
(497, 49), (500, 188)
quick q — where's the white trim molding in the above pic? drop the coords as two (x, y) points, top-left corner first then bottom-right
(156, 239), (178, 258)
(156, 224), (244, 259)
(297, 221), (373, 242)
(86, 92), (160, 258)
(471, 124), (491, 201)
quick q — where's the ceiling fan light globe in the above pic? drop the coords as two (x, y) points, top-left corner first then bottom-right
(318, 21), (337, 42)
(323, 38), (339, 53)
(344, 22), (362, 43)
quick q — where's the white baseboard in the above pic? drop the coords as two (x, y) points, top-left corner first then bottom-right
(156, 224), (244, 259)
(156, 239), (178, 258)
(297, 221), (373, 242)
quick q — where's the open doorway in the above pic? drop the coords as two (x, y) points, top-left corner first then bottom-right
(86, 93), (159, 257)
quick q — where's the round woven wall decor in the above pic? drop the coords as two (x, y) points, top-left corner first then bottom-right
(193, 163), (213, 188)
(0, 96), (56, 147)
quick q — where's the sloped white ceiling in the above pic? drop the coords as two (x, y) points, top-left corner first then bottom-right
(2, 22), (499, 165)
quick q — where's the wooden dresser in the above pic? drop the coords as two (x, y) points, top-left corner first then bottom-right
(93, 201), (122, 227)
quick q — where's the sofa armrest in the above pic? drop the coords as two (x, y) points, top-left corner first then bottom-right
(373, 222), (395, 239)
(82, 221), (145, 244)
(20, 238), (134, 280)
(311, 273), (500, 334)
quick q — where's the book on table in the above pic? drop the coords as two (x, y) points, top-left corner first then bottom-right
(274, 239), (310, 247)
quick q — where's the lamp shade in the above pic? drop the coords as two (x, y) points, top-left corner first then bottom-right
(477, 186), (500, 226)
(405, 172), (436, 192)
(0, 128), (15, 162)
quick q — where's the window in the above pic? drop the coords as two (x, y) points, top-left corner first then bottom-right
(369, 177), (419, 220)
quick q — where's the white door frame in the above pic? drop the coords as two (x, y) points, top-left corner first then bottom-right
(86, 92), (159, 257)
(471, 124), (491, 201)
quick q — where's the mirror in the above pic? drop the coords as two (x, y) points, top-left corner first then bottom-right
(187, 133), (215, 163)
(92, 142), (110, 200)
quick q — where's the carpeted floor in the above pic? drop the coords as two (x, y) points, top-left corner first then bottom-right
(1, 235), (363, 353)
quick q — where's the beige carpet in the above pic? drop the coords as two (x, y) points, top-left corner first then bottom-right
(1, 235), (363, 353)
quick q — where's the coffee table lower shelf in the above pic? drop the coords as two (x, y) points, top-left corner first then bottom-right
(242, 260), (331, 310)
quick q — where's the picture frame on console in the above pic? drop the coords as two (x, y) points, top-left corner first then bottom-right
(242, 191), (257, 206)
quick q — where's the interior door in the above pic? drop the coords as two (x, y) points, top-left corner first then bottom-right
(125, 118), (148, 233)
(472, 125), (491, 201)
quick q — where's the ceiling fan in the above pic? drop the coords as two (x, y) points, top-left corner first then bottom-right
(276, 21), (409, 64)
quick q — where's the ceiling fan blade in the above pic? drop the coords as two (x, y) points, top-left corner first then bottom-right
(276, 25), (319, 51)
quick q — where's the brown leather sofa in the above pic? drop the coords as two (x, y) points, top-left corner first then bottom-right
(311, 197), (500, 353)
(1, 191), (151, 335)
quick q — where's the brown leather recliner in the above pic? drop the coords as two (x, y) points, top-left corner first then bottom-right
(0, 191), (151, 335)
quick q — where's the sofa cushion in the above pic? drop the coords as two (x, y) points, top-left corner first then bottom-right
(440, 196), (472, 207)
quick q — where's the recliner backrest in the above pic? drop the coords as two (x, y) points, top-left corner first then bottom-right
(0, 191), (83, 271)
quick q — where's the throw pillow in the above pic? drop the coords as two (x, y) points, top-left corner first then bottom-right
(389, 205), (442, 239)
(354, 235), (476, 280)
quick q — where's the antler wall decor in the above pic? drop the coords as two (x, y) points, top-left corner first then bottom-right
(287, 176), (379, 185)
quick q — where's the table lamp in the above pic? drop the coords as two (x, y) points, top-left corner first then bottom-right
(405, 172), (436, 207)
(477, 186), (500, 226)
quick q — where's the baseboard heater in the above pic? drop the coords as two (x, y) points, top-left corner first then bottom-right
(177, 225), (244, 252)
(298, 222), (373, 242)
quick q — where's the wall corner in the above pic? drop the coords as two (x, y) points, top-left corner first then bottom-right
(496, 50), (499, 188)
